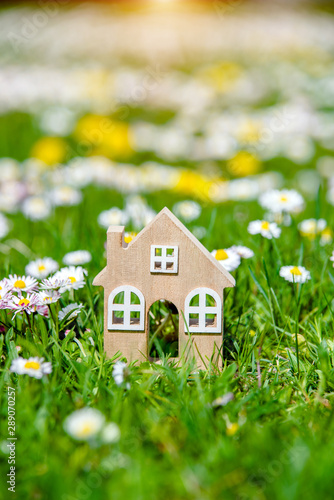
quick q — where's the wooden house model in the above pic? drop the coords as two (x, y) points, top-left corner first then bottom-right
(93, 207), (235, 366)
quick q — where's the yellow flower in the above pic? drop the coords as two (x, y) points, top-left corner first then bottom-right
(226, 422), (239, 436)
(297, 334), (306, 347)
(74, 114), (133, 159)
(238, 120), (262, 144)
(321, 227), (333, 245)
(197, 61), (243, 92)
(30, 137), (67, 166)
(227, 151), (261, 177)
(124, 232), (137, 244)
(174, 170), (218, 201)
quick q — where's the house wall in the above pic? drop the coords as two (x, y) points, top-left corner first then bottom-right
(101, 212), (230, 366)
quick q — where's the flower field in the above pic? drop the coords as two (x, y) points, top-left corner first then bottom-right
(1, 2), (334, 499)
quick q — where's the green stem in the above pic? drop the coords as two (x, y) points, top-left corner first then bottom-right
(293, 282), (302, 377)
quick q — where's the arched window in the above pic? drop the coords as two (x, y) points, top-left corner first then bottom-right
(184, 288), (222, 333)
(108, 286), (145, 331)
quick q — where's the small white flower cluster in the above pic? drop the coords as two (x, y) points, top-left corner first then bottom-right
(0, 265), (87, 319)
(63, 407), (121, 445)
(247, 189), (305, 241)
(211, 245), (254, 272)
(298, 218), (333, 246)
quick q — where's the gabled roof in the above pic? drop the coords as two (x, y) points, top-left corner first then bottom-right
(131, 207), (235, 286)
(94, 207), (235, 288)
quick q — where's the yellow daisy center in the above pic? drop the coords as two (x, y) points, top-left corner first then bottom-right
(38, 265), (46, 272)
(261, 221), (270, 230)
(69, 277), (77, 283)
(19, 298), (30, 306)
(290, 266), (302, 276)
(43, 297), (51, 302)
(24, 361), (40, 370)
(77, 423), (94, 437)
(215, 249), (229, 260)
(280, 195), (288, 202)
(14, 280), (26, 289)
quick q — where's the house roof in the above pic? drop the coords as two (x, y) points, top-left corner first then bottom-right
(94, 206), (235, 288)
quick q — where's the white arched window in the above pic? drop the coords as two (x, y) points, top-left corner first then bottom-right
(184, 288), (222, 333)
(108, 286), (145, 331)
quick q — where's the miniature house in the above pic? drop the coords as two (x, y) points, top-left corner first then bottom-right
(93, 207), (235, 366)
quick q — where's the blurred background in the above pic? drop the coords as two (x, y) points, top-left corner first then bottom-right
(0, 0), (334, 263)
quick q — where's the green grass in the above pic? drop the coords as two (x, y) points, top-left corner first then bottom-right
(0, 172), (334, 499)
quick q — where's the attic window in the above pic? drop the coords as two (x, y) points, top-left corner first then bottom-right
(150, 245), (178, 274)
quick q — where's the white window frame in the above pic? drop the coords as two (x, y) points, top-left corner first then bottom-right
(150, 245), (179, 274)
(108, 285), (145, 331)
(184, 287), (222, 333)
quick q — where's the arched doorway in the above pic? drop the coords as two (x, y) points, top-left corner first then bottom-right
(148, 299), (179, 359)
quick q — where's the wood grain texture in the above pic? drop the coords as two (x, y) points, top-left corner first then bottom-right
(93, 207), (235, 368)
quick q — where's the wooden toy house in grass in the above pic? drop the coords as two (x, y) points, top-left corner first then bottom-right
(93, 207), (235, 366)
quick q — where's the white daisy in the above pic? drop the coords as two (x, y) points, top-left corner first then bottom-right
(10, 356), (52, 379)
(173, 200), (201, 222)
(63, 408), (105, 441)
(211, 248), (241, 272)
(125, 196), (156, 229)
(9, 293), (40, 316)
(191, 226), (207, 240)
(259, 189), (304, 214)
(50, 186), (82, 207)
(63, 250), (92, 266)
(40, 276), (71, 291)
(230, 245), (254, 259)
(0, 279), (11, 302)
(330, 251), (334, 265)
(0, 285), (12, 307)
(247, 220), (281, 239)
(320, 228), (333, 246)
(36, 305), (49, 317)
(112, 361), (130, 389)
(98, 207), (129, 229)
(53, 266), (87, 292)
(100, 423), (121, 444)
(6, 275), (38, 293)
(36, 290), (61, 305)
(25, 257), (59, 279)
(58, 303), (84, 322)
(0, 213), (10, 239)
(21, 196), (52, 221)
(298, 219), (327, 238)
(279, 266), (311, 284)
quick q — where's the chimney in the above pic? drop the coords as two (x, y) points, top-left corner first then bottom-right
(107, 226), (125, 259)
